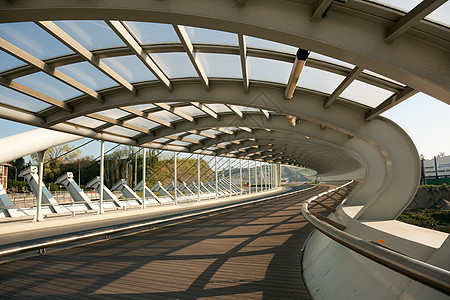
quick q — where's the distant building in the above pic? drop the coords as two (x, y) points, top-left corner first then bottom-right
(0, 164), (7, 189)
(422, 156), (450, 185)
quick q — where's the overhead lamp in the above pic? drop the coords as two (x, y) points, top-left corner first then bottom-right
(284, 48), (310, 100)
(286, 114), (297, 127)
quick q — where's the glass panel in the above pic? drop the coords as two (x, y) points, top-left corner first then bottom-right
(101, 55), (157, 82)
(205, 103), (230, 113)
(14, 72), (82, 101)
(0, 85), (51, 112)
(175, 106), (206, 117)
(196, 53), (241, 78)
(148, 110), (182, 122)
(0, 50), (26, 72)
(0, 22), (73, 60)
(248, 57), (292, 84)
(96, 108), (129, 119)
(426, 2), (450, 28)
(185, 26), (238, 45)
(297, 67), (345, 94)
(184, 134), (205, 141)
(246, 36), (297, 54)
(124, 21), (180, 44)
(126, 117), (159, 129)
(340, 80), (394, 107)
(235, 106), (259, 112)
(69, 116), (106, 128)
(153, 138), (170, 143)
(309, 52), (354, 68)
(169, 141), (191, 146)
(53, 20), (125, 50)
(151, 53), (197, 78)
(203, 129), (222, 135)
(104, 125), (140, 137)
(129, 103), (156, 111)
(57, 61), (117, 90)
(363, 69), (405, 86)
(364, 0), (421, 12)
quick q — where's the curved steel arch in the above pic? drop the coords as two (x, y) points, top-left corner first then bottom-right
(0, 0), (448, 102)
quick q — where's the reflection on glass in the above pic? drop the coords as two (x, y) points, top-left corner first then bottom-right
(246, 36), (296, 54)
(124, 21), (180, 44)
(248, 57), (292, 84)
(15, 72), (82, 101)
(0, 22), (72, 60)
(0, 85), (51, 112)
(196, 53), (242, 78)
(57, 61), (117, 90)
(54, 20), (125, 50)
(68, 116), (106, 128)
(297, 67), (345, 94)
(151, 53), (197, 78)
(0, 50), (26, 72)
(102, 55), (157, 82)
(185, 26), (238, 45)
(340, 80), (394, 107)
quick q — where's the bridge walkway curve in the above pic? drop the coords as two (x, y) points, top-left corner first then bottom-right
(0, 185), (344, 299)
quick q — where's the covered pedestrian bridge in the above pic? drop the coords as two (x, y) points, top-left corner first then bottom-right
(0, 0), (448, 299)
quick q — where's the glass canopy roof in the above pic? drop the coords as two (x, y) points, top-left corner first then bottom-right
(0, 0), (447, 166)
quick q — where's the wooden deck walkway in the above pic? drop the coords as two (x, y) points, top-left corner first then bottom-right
(0, 185), (343, 299)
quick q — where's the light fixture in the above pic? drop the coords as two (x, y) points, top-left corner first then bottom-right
(284, 48), (310, 100)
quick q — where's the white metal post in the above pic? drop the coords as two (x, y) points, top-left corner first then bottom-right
(174, 151), (177, 205)
(229, 157), (232, 197)
(255, 161), (258, 193)
(142, 148), (146, 209)
(134, 151), (138, 187)
(240, 159), (242, 195)
(248, 160), (251, 194)
(99, 140), (105, 214)
(197, 153), (200, 202)
(34, 150), (45, 222)
(215, 156), (218, 199)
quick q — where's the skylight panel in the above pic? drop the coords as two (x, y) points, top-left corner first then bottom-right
(53, 20), (125, 50)
(340, 80), (394, 107)
(169, 140), (191, 146)
(0, 50), (26, 72)
(129, 103), (156, 111)
(0, 22), (73, 60)
(196, 53), (242, 78)
(297, 67), (345, 94)
(56, 61), (117, 90)
(96, 108), (129, 119)
(69, 116), (106, 128)
(363, 69), (405, 86)
(426, 2), (450, 27)
(149, 110), (182, 122)
(153, 138), (170, 143)
(235, 106), (259, 112)
(364, 0), (421, 12)
(14, 72), (82, 101)
(203, 129), (222, 135)
(246, 36), (297, 54)
(309, 52), (354, 69)
(248, 57), (292, 84)
(151, 53), (197, 78)
(184, 134), (205, 141)
(124, 21), (180, 44)
(175, 106), (206, 117)
(0, 85), (51, 112)
(205, 104), (230, 113)
(101, 55), (157, 83)
(184, 26), (238, 45)
(104, 125), (140, 137)
(126, 117), (159, 129)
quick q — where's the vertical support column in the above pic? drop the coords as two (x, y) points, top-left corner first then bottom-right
(142, 148), (146, 209)
(98, 140), (105, 214)
(134, 151), (138, 186)
(229, 157), (232, 197)
(197, 153), (200, 202)
(215, 156), (218, 199)
(248, 160), (251, 194)
(174, 151), (178, 205)
(255, 161), (258, 193)
(34, 150), (45, 222)
(240, 159), (243, 195)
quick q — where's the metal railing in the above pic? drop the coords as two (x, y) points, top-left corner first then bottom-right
(302, 182), (450, 294)
(0, 185), (315, 259)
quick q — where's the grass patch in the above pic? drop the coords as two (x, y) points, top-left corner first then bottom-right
(397, 205), (450, 233)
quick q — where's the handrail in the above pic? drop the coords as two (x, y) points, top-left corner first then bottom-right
(302, 182), (450, 295)
(0, 185), (317, 259)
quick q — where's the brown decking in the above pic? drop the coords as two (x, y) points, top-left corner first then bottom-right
(0, 185), (343, 299)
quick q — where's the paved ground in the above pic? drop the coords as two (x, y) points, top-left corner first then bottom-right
(0, 184), (342, 299)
